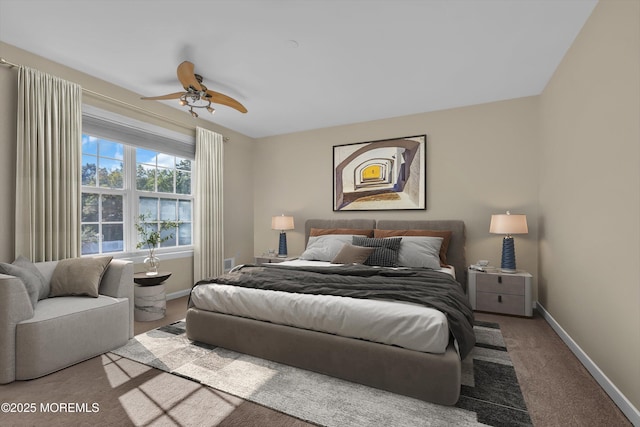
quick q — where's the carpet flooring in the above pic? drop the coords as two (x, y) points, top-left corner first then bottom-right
(1, 297), (631, 426)
(112, 319), (531, 427)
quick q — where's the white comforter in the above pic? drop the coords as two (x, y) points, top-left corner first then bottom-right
(190, 260), (454, 354)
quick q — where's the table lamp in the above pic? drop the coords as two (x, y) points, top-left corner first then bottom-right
(489, 211), (528, 273)
(272, 214), (295, 257)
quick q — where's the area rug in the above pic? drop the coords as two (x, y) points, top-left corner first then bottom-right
(112, 320), (531, 427)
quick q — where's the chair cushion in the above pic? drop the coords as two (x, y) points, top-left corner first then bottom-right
(15, 295), (129, 380)
(13, 256), (49, 300)
(0, 257), (47, 308)
(49, 256), (112, 298)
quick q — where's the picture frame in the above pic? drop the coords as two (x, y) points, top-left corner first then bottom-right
(333, 135), (426, 211)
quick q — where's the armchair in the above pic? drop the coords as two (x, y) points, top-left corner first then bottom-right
(0, 258), (133, 384)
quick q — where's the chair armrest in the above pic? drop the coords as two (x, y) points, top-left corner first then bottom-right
(99, 260), (134, 338)
(100, 259), (133, 298)
(0, 274), (35, 384)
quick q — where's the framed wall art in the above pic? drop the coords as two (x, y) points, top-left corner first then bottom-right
(333, 135), (426, 211)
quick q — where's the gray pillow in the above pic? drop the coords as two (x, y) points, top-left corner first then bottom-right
(331, 243), (376, 264)
(300, 235), (366, 262)
(0, 257), (46, 309)
(13, 256), (49, 300)
(396, 236), (443, 269)
(352, 236), (402, 267)
(49, 256), (113, 298)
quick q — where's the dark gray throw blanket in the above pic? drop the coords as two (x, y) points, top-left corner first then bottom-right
(194, 264), (476, 359)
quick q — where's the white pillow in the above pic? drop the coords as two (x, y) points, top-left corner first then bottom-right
(300, 235), (367, 262)
(396, 236), (443, 269)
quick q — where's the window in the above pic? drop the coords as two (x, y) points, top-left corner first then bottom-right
(135, 148), (193, 248)
(81, 135), (125, 254)
(81, 135), (193, 256)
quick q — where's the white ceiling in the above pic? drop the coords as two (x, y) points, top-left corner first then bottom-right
(0, 0), (598, 138)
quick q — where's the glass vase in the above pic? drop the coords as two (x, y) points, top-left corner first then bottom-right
(144, 254), (160, 276)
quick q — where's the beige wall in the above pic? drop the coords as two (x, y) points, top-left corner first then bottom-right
(539, 0), (640, 410)
(0, 42), (255, 292)
(254, 96), (540, 295)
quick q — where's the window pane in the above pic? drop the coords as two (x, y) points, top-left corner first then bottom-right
(139, 197), (158, 220)
(178, 200), (192, 221)
(159, 228), (176, 247)
(98, 158), (124, 189)
(176, 170), (191, 194)
(102, 224), (123, 253)
(160, 199), (176, 221)
(81, 224), (99, 255)
(157, 167), (174, 193)
(178, 223), (191, 245)
(136, 148), (156, 165)
(136, 164), (156, 191)
(82, 135), (97, 155)
(102, 195), (123, 222)
(82, 193), (99, 222)
(137, 223), (158, 248)
(157, 153), (175, 168)
(176, 158), (191, 171)
(82, 155), (97, 186)
(99, 140), (123, 160)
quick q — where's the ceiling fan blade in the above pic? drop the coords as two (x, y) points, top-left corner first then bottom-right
(177, 61), (202, 91)
(141, 92), (186, 101)
(204, 90), (248, 113)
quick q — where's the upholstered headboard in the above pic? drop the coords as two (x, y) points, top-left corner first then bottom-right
(305, 218), (467, 287)
(305, 219), (377, 245)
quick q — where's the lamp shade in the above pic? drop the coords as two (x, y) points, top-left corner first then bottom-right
(489, 212), (528, 235)
(272, 215), (294, 231)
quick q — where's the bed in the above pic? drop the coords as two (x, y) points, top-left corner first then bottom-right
(186, 219), (474, 405)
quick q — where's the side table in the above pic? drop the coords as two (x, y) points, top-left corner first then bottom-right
(468, 268), (533, 317)
(133, 271), (171, 321)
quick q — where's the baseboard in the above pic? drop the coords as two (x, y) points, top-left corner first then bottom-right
(167, 288), (191, 301)
(537, 302), (640, 426)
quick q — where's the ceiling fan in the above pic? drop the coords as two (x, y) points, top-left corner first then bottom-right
(141, 61), (247, 118)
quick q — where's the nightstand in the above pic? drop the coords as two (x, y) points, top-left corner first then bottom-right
(254, 256), (297, 264)
(468, 268), (533, 317)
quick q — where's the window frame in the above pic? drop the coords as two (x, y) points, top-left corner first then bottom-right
(81, 105), (196, 260)
(131, 148), (194, 251)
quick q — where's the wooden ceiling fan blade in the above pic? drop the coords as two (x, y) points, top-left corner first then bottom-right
(141, 92), (186, 101)
(204, 90), (248, 113)
(177, 61), (202, 91)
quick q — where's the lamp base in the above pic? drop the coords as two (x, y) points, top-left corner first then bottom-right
(278, 231), (288, 257)
(500, 236), (517, 272)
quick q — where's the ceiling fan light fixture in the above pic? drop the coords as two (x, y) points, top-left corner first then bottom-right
(141, 61), (247, 116)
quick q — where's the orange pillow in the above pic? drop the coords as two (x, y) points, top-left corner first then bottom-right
(310, 228), (374, 238)
(373, 229), (452, 266)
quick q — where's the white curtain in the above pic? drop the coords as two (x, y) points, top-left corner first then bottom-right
(193, 127), (224, 282)
(15, 66), (82, 261)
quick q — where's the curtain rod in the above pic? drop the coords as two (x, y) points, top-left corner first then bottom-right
(0, 57), (18, 68)
(0, 57), (230, 142)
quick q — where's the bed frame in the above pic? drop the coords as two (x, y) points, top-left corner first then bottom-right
(186, 219), (467, 405)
